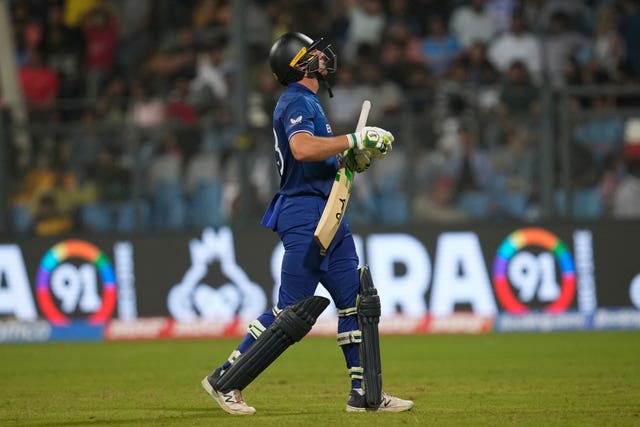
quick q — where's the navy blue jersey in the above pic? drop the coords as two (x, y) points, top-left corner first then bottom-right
(272, 83), (338, 197)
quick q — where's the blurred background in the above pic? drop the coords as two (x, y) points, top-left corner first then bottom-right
(1, 0), (640, 237)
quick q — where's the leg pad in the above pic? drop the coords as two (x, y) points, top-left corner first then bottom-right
(214, 295), (329, 392)
(358, 265), (383, 407)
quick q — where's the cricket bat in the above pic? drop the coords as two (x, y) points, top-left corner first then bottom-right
(314, 99), (371, 254)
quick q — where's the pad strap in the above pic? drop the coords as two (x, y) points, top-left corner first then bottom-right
(227, 349), (241, 365)
(349, 366), (364, 380)
(248, 319), (266, 339)
(336, 330), (362, 346)
(338, 306), (357, 317)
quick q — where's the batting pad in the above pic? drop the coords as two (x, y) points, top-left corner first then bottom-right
(214, 295), (330, 393)
(358, 265), (383, 407)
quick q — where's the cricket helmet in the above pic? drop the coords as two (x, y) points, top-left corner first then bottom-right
(269, 32), (337, 86)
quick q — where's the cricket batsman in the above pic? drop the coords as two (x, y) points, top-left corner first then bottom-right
(201, 31), (414, 415)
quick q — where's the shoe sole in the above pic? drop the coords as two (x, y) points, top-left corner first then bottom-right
(346, 403), (414, 413)
(201, 377), (256, 415)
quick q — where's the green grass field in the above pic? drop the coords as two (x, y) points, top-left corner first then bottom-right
(1, 331), (639, 426)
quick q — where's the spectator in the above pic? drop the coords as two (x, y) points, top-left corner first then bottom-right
(80, 146), (136, 232)
(490, 126), (537, 219)
(408, 15), (462, 77)
(542, 11), (592, 88)
(80, 0), (120, 100)
(537, 0), (594, 34)
(617, 0), (640, 80)
(432, 59), (477, 137)
(323, 66), (364, 135)
(488, 10), (543, 83)
(611, 155), (640, 218)
(18, 48), (60, 120)
(247, 64), (279, 129)
(386, 0), (423, 37)
(379, 22), (417, 87)
(592, 3), (626, 80)
(110, 0), (153, 85)
(612, 119), (640, 218)
(342, 0), (386, 63)
(412, 176), (471, 224)
(450, 0), (500, 50)
(495, 60), (541, 118)
(189, 40), (231, 109)
(485, 0), (519, 33)
(68, 108), (103, 183)
(443, 125), (495, 219)
(147, 133), (186, 229)
(461, 41), (500, 89)
(184, 137), (224, 228)
(572, 94), (625, 173)
(127, 81), (166, 129)
(28, 165), (87, 236)
(167, 75), (198, 126)
(43, 3), (84, 102)
(140, 27), (197, 93)
(192, 0), (231, 42)
(64, 0), (99, 28)
(96, 74), (129, 127)
(355, 61), (403, 128)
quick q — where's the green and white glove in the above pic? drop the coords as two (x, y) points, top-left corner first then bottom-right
(344, 148), (372, 173)
(347, 126), (394, 159)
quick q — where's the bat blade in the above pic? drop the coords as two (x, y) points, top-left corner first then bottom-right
(314, 100), (370, 253)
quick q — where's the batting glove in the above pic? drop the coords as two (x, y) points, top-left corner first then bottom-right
(344, 148), (372, 173)
(347, 126), (394, 159)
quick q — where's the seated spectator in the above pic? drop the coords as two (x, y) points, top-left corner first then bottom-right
(572, 94), (625, 173)
(408, 15), (462, 77)
(127, 81), (166, 129)
(147, 133), (186, 229)
(488, 10), (543, 83)
(18, 48), (59, 120)
(443, 125), (495, 219)
(189, 40), (230, 109)
(612, 120), (640, 218)
(355, 61), (404, 129)
(323, 66), (364, 135)
(342, 0), (386, 63)
(450, 0), (499, 50)
(591, 3), (626, 80)
(490, 126), (537, 219)
(412, 176), (471, 224)
(462, 41), (500, 90)
(542, 11), (592, 88)
(80, 146), (136, 232)
(495, 60), (541, 118)
(28, 166), (89, 236)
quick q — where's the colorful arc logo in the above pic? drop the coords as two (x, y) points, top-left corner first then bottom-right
(36, 240), (117, 326)
(493, 228), (576, 314)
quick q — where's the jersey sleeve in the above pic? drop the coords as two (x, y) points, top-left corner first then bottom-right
(283, 98), (316, 141)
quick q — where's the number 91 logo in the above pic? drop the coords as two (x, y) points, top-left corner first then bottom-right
(492, 228), (576, 314)
(36, 240), (117, 326)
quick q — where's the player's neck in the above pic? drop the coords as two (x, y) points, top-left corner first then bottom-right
(297, 76), (319, 93)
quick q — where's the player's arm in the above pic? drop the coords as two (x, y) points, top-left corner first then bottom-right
(289, 127), (394, 162)
(289, 132), (349, 162)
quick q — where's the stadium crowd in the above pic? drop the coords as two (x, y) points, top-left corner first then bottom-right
(2, 0), (640, 236)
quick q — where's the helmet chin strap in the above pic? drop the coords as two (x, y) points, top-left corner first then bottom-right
(316, 73), (334, 98)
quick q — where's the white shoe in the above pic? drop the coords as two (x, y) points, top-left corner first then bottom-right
(201, 373), (256, 415)
(346, 389), (413, 412)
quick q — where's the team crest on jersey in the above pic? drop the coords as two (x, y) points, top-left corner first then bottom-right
(290, 115), (302, 125)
